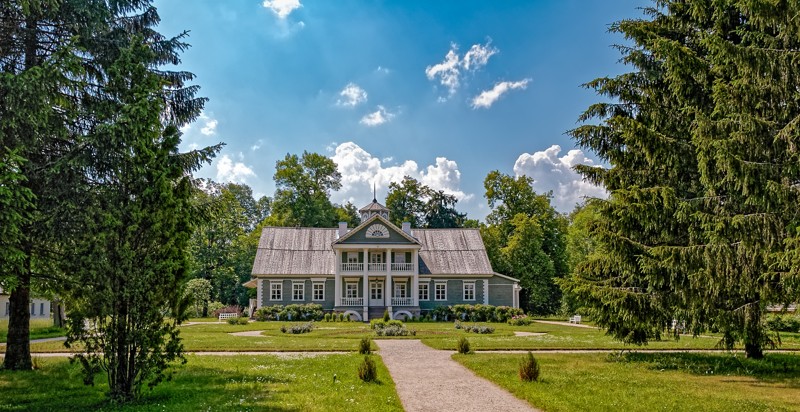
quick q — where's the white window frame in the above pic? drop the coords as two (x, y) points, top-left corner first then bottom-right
(312, 282), (325, 301)
(418, 283), (429, 301)
(270, 282), (283, 301)
(347, 252), (359, 263)
(40, 303), (44, 316)
(292, 282), (305, 301)
(435, 282), (447, 301)
(394, 282), (407, 298)
(369, 252), (383, 264)
(30, 303), (35, 315)
(346, 282), (359, 298)
(463, 281), (476, 301)
(394, 253), (406, 264)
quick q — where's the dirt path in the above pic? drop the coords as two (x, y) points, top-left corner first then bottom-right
(0, 351), (349, 358)
(534, 319), (594, 329)
(375, 339), (538, 412)
(0, 336), (66, 346)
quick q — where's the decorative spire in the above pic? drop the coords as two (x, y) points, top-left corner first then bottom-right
(373, 182), (377, 203)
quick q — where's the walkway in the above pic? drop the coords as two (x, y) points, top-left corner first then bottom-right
(375, 339), (538, 412)
(0, 336), (66, 346)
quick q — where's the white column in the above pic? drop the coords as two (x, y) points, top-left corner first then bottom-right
(413, 271), (419, 307)
(256, 279), (263, 309)
(386, 248), (392, 308)
(335, 250), (342, 307)
(363, 248), (369, 320)
(483, 279), (489, 305)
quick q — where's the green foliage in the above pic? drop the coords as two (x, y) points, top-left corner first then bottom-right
(358, 337), (372, 355)
(383, 309), (390, 322)
(385, 175), (466, 228)
(254, 304), (324, 321)
(280, 322), (315, 334)
(334, 202), (361, 227)
(481, 171), (568, 315)
(519, 352), (540, 382)
(766, 315), (800, 333)
(374, 325), (415, 336)
(357, 355), (377, 382)
(206, 302), (225, 315)
(370, 319), (403, 330)
(563, 0), (800, 359)
(270, 151), (342, 227)
(226, 317), (240, 325)
(457, 336), (472, 354)
(507, 315), (534, 326)
(463, 325), (495, 334)
(324, 313), (331, 322)
(184, 279), (212, 318)
(430, 304), (523, 322)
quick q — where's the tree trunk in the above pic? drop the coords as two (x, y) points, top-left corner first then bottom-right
(3, 258), (32, 370)
(744, 304), (764, 359)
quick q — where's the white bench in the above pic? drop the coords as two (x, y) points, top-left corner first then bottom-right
(218, 312), (239, 321)
(569, 315), (582, 324)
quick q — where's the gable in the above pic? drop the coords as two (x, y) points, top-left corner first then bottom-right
(336, 216), (418, 245)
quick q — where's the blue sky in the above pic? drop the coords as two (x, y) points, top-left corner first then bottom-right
(154, 0), (650, 220)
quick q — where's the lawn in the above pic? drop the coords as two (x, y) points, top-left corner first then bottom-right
(22, 319), (800, 353)
(0, 319), (65, 343)
(454, 351), (800, 411)
(0, 353), (402, 411)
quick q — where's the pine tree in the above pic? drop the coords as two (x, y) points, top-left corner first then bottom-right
(564, 0), (800, 358)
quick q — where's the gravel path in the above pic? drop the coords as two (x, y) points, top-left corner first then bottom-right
(375, 339), (538, 412)
(533, 320), (594, 329)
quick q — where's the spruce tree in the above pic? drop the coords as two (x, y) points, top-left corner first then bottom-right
(564, 0), (800, 358)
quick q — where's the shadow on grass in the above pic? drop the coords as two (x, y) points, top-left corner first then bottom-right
(609, 352), (800, 384)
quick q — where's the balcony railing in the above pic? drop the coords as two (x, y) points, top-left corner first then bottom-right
(341, 263), (363, 272)
(341, 297), (363, 306)
(391, 263), (413, 272)
(392, 297), (414, 306)
(368, 263), (386, 272)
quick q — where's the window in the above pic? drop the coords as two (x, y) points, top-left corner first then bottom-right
(292, 283), (305, 301)
(463, 282), (475, 301)
(312, 283), (325, 301)
(270, 283), (282, 301)
(347, 252), (359, 263)
(435, 283), (447, 301)
(394, 253), (405, 264)
(394, 283), (407, 298)
(40, 303), (44, 316)
(370, 281), (382, 300)
(346, 283), (359, 298)
(31, 303), (35, 315)
(5, 302), (9, 316)
(370, 252), (383, 264)
(419, 283), (429, 301)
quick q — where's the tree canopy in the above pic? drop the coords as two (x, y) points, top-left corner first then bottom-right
(385, 176), (466, 228)
(268, 151), (342, 227)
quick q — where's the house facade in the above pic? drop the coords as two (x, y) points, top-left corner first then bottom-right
(0, 287), (51, 320)
(249, 199), (520, 321)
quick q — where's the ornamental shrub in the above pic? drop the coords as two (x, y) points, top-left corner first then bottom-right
(226, 317), (239, 325)
(457, 336), (471, 354)
(207, 301), (225, 315)
(254, 304), (324, 322)
(454, 320), (462, 329)
(358, 356), (377, 382)
(463, 325), (495, 334)
(507, 315), (534, 326)
(281, 322), (315, 334)
(324, 313), (331, 322)
(519, 352), (540, 382)
(237, 316), (249, 325)
(383, 309), (391, 322)
(375, 325), (415, 336)
(359, 337), (372, 354)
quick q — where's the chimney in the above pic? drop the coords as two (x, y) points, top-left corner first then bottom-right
(402, 222), (411, 235)
(338, 222), (348, 237)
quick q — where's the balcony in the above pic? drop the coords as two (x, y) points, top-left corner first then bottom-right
(341, 263), (363, 272)
(368, 263), (386, 272)
(392, 297), (414, 306)
(341, 297), (363, 306)
(391, 262), (413, 272)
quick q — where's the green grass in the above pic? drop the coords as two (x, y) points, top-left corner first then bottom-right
(0, 354), (402, 411)
(0, 319), (65, 343)
(454, 352), (800, 411)
(24, 319), (800, 353)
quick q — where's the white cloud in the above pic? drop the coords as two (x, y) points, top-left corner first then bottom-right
(513, 145), (608, 212)
(336, 83), (368, 107)
(471, 79), (530, 109)
(425, 40), (497, 97)
(262, 0), (301, 19)
(375, 66), (390, 74)
(200, 118), (218, 135)
(251, 139), (264, 151)
(216, 154), (256, 184)
(329, 142), (471, 207)
(359, 105), (395, 127)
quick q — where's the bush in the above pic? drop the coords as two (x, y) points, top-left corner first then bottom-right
(237, 316), (249, 325)
(226, 317), (239, 325)
(375, 325), (416, 336)
(463, 324), (495, 334)
(254, 304), (324, 321)
(429, 304), (524, 322)
(324, 313), (331, 322)
(766, 314), (800, 333)
(519, 352), (541, 382)
(507, 315), (534, 326)
(280, 322), (315, 334)
(454, 320), (462, 329)
(212, 305), (241, 318)
(383, 309), (391, 322)
(359, 337), (372, 354)
(358, 355), (377, 382)
(241, 309), (249, 318)
(370, 319), (403, 330)
(457, 336), (471, 354)
(207, 301), (225, 315)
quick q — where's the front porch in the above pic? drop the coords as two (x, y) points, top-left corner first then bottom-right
(334, 275), (419, 321)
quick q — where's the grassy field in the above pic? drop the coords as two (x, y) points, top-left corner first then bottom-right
(21, 319), (800, 353)
(0, 354), (401, 411)
(454, 351), (800, 411)
(0, 319), (65, 343)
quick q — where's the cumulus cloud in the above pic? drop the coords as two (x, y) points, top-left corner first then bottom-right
(329, 142), (470, 206)
(181, 112), (218, 136)
(262, 0), (301, 19)
(216, 154), (256, 183)
(200, 118), (218, 135)
(513, 145), (608, 212)
(425, 40), (497, 97)
(359, 106), (395, 127)
(471, 79), (530, 109)
(251, 139), (264, 151)
(336, 83), (368, 107)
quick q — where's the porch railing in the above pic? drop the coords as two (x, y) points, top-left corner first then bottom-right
(341, 263), (363, 272)
(392, 297), (413, 306)
(391, 263), (413, 271)
(368, 263), (386, 272)
(341, 297), (363, 306)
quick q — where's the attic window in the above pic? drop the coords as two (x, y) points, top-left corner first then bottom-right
(365, 224), (389, 238)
